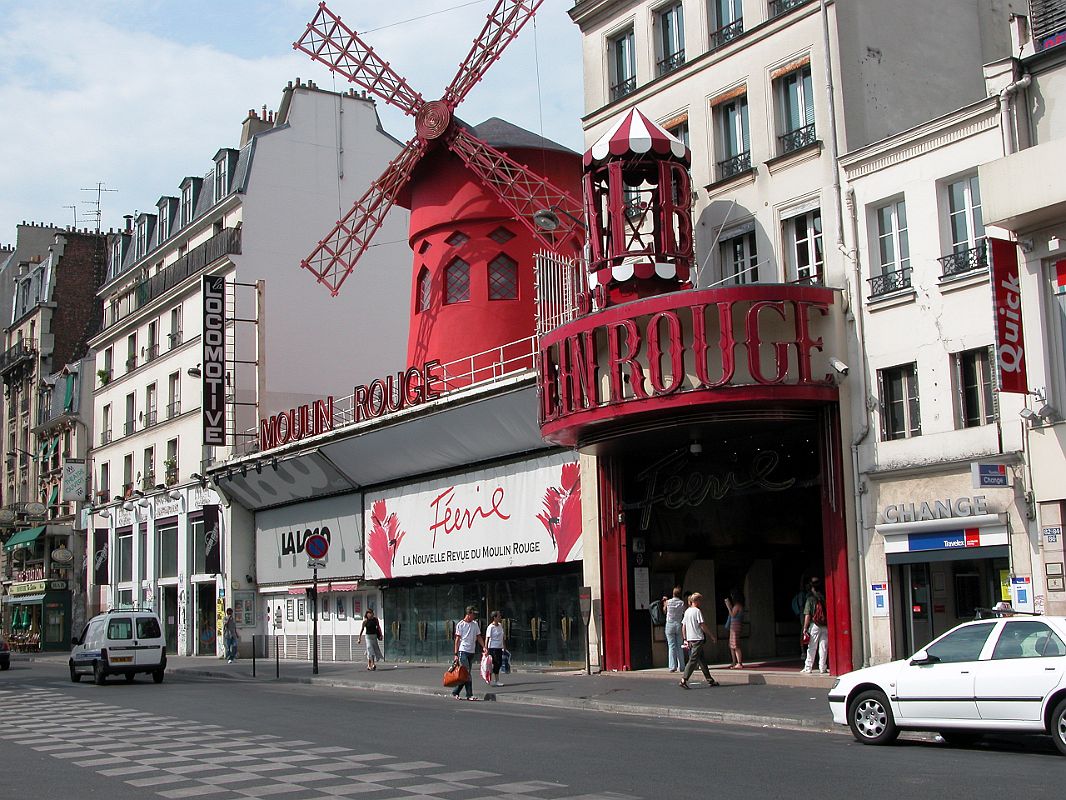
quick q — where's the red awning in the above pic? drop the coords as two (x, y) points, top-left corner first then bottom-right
(584, 108), (690, 167)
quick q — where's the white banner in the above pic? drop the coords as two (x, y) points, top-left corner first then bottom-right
(256, 494), (364, 584)
(62, 459), (87, 502)
(364, 452), (582, 579)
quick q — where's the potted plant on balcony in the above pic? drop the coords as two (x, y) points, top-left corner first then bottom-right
(97, 368), (111, 386)
(164, 458), (178, 486)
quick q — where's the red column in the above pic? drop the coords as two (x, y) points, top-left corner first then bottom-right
(598, 457), (631, 670)
(820, 406), (853, 674)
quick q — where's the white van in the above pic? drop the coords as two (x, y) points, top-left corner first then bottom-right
(70, 609), (167, 684)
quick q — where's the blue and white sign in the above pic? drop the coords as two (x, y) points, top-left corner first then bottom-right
(870, 582), (889, 618)
(971, 462), (1009, 489)
(1010, 576), (1034, 613)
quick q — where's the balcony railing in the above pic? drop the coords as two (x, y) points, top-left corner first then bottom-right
(142, 473), (156, 491)
(657, 49), (685, 76)
(168, 330), (183, 349)
(939, 239), (987, 278)
(717, 151), (752, 181)
(779, 123), (817, 154)
(167, 400), (181, 419)
(610, 76), (636, 102)
(165, 465), (178, 486)
(869, 266), (913, 298)
(145, 344), (159, 363)
(123, 421), (136, 436)
(100, 428), (112, 445)
(144, 410), (158, 428)
(770, 0), (813, 18)
(710, 18), (744, 49)
(126, 356), (138, 371)
(0, 339), (36, 376)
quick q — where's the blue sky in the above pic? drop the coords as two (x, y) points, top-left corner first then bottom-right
(0, 0), (585, 246)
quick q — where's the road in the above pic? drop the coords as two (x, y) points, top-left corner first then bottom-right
(1, 660), (1062, 799)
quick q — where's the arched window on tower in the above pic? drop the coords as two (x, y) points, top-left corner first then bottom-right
(488, 254), (518, 300)
(417, 266), (432, 312)
(444, 258), (470, 304)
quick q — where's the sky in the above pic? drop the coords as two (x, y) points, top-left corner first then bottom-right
(0, 0), (586, 247)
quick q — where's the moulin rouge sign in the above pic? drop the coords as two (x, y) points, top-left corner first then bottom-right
(539, 285), (839, 442)
(258, 360), (445, 450)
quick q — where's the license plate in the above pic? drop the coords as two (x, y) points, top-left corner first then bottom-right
(109, 656), (133, 663)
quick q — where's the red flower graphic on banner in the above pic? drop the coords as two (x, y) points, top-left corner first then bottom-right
(536, 462), (581, 563)
(368, 499), (406, 578)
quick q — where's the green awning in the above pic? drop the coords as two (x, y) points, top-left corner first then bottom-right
(63, 374), (75, 412)
(48, 438), (59, 458)
(48, 485), (59, 507)
(3, 525), (46, 551)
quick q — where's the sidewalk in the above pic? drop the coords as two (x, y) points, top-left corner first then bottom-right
(16, 651), (837, 731)
(166, 655), (838, 732)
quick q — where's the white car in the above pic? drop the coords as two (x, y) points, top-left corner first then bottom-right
(828, 616), (1066, 754)
(69, 609), (167, 685)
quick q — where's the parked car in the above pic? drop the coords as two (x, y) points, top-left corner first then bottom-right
(829, 616), (1066, 754)
(69, 609), (167, 685)
(0, 636), (9, 670)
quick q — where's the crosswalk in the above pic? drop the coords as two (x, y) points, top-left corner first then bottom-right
(0, 685), (637, 800)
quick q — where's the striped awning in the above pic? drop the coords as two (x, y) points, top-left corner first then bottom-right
(584, 108), (690, 167)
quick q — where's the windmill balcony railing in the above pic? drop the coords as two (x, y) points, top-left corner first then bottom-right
(657, 49), (685, 76)
(779, 123), (817, 154)
(869, 266), (912, 298)
(710, 18), (744, 49)
(610, 76), (637, 102)
(717, 151), (752, 181)
(770, 0), (813, 18)
(939, 239), (987, 278)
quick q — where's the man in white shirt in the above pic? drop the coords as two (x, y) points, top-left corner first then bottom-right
(680, 592), (718, 689)
(452, 606), (486, 700)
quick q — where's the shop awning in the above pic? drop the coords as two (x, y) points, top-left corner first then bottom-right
(48, 485), (59, 507)
(3, 594), (45, 605)
(878, 514), (1011, 565)
(63, 374), (75, 412)
(3, 525), (46, 552)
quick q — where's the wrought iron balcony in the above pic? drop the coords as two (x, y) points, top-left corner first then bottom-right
(100, 428), (112, 445)
(610, 76), (636, 102)
(780, 123), (817, 154)
(142, 473), (156, 491)
(717, 151), (752, 181)
(144, 410), (158, 428)
(168, 330), (183, 349)
(145, 344), (159, 363)
(126, 355), (138, 371)
(167, 400), (181, 419)
(770, 0), (813, 18)
(939, 239), (987, 278)
(124, 420), (136, 436)
(868, 266), (912, 298)
(0, 339), (36, 377)
(710, 18), (744, 50)
(657, 49), (685, 76)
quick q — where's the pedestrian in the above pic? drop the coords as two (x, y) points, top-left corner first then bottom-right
(723, 589), (745, 669)
(679, 592), (718, 689)
(452, 606), (486, 700)
(662, 586), (686, 672)
(792, 577), (809, 662)
(801, 576), (828, 674)
(223, 608), (239, 663)
(486, 610), (506, 686)
(358, 608), (384, 670)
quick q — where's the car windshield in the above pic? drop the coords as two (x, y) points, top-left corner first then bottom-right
(923, 622), (996, 663)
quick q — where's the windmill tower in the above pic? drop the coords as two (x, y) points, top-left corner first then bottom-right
(294, 1), (583, 374)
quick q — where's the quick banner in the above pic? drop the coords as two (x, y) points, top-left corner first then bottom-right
(989, 237), (1028, 393)
(364, 451), (581, 580)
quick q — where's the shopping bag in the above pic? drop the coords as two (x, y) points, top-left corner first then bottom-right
(501, 649), (511, 674)
(443, 661), (470, 687)
(480, 651), (493, 684)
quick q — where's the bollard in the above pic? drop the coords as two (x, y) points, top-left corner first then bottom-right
(275, 634), (280, 679)
(252, 635), (257, 678)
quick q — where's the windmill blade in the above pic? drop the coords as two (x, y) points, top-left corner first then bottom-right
(300, 138), (426, 296)
(443, 0), (543, 109)
(294, 2), (425, 118)
(447, 125), (583, 254)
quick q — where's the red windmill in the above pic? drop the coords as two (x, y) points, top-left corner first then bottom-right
(293, 1), (584, 304)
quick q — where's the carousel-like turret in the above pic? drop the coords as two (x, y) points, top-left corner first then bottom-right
(582, 109), (693, 307)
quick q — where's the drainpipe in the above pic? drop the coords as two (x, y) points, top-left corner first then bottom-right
(844, 186), (873, 667)
(820, 0), (845, 249)
(999, 71), (1031, 156)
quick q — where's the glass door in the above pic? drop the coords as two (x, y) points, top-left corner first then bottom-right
(900, 563), (934, 656)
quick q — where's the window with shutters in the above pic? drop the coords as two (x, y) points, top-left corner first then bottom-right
(710, 0), (744, 50)
(609, 28), (636, 101)
(777, 64), (815, 154)
(720, 231), (758, 284)
(869, 199), (911, 297)
(715, 94), (751, 180)
(444, 258), (470, 304)
(488, 254), (518, 300)
(656, 2), (685, 74)
(953, 347), (996, 428)
(784, 209), (823, 284)
(879, 363), (921, 440)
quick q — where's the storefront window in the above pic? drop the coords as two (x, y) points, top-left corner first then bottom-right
(117, 533), (133, 583)
(336, 596), (346, 620)
(116, 588), (134, 609)
(157, 524), (178, 578)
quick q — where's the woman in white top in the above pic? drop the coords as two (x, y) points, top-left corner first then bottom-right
(486, 611), (506, 686)
(662, 587), (686, 672)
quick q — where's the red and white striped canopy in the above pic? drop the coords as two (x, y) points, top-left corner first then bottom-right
(583, 108), (690, 167)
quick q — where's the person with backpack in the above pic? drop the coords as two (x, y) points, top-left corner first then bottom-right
(801, 576), (828, 674)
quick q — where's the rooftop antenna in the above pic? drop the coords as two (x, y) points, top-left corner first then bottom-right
(63, 205), (78, 227)
(80, 182), (118, 233)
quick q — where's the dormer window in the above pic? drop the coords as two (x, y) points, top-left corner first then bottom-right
(157, 197), (176, 244)
(180, 184), (193, 226)
(214, 158), (229, 201)
(136, 219), (148, 258)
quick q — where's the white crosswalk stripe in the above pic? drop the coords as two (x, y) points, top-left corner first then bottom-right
(0, 686), (640, 800)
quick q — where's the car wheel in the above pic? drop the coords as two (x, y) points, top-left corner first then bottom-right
(847, 689), (899, 745)
(125, 673), (136, 683)
(69, 664), (81, 683)
(152, 669), (165, 684)
(1051, 698), (1066, 756)
(93, 661), (107, 685)
(938, 730), (982, 747)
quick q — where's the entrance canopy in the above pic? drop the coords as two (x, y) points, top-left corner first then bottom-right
(3, 525), (46, 551)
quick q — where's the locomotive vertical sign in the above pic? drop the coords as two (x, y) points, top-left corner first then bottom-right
(202, 275), (227, 445)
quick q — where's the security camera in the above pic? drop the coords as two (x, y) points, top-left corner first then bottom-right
(829, 358), (849, 376)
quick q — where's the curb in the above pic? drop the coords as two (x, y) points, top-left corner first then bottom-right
(171, 667), (838, 734)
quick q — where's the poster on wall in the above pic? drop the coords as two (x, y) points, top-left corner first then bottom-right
(203, 505), (221, 575)
(870, 582), (890, 618)
(255, 494), (363, 583)
(92, 529), (109, 585)
(364, 452), (581, 580)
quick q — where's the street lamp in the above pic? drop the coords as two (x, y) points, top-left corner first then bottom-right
(4, 447), (38, 465)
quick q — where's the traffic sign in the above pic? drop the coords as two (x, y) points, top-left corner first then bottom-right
(304, 533), (329, 560)
(307, 558), (327, 569)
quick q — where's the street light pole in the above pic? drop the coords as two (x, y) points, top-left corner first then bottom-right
(312, 566), (319, 675)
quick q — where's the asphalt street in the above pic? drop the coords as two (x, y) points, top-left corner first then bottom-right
(1, 660), (1063, 800)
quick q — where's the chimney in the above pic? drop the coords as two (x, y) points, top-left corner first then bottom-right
(123, 214), (133, 234)
(240, 106), (274, 147)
